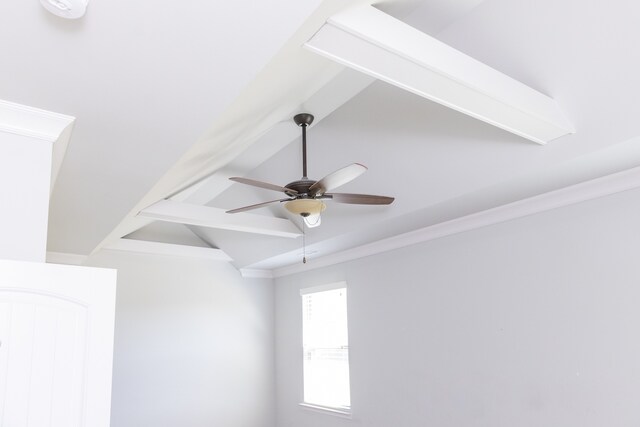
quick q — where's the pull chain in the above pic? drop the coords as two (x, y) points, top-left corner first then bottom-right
(302, 218), (307, 264)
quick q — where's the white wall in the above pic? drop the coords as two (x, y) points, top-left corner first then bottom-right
(275, 187), (640, 427)
(85, 251), (275, 427)
(0, 132), (51, 262)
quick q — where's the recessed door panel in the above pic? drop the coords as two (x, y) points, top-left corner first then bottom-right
(0, 260), (116, 427)
(0, 292), (88, 427)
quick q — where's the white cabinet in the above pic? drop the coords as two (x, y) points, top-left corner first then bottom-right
(0, 260), (116, 427)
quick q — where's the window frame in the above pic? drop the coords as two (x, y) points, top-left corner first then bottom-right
(299, 281), (352, 417)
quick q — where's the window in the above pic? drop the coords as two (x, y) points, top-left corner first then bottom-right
(300, 283), (351, 413)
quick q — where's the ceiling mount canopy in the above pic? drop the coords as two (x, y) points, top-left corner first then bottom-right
(293, 112), (314, 127)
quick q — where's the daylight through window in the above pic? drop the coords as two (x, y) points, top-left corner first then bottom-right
(301, 283), (351, 411)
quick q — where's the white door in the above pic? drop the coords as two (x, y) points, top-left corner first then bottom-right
(0, 260), (116, 427)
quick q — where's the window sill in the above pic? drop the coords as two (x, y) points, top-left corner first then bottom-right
(299, 403), (352, 418)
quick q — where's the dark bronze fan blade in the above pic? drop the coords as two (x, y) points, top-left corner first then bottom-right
(229, 177), (297, 194)
(309, 163), (367, 196)
(226, 199), (290, 214)
(325, 193), (395, 205)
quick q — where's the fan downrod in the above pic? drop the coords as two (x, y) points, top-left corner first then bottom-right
(294, 113), (314, 179)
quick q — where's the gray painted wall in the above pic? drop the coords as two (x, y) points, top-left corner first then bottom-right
(275, 187), (640, 427)
(86, 251), (275, 427)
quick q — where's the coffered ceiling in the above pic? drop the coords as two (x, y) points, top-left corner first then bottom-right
(4, 0), (640, 273)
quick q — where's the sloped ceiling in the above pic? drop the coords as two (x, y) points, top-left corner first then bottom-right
(0, 0), (327, 252)
(4, 0), (640, 271)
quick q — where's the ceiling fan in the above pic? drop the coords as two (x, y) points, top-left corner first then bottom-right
(226, 113), (394, 227)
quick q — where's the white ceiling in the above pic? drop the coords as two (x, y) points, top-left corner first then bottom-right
(4, 0), (640, 271)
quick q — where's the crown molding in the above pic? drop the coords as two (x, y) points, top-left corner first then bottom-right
(0, 99), (75, 142)
(0, 99), (76, 193)
(273, 165), (640, 278)
(239, 268), (274, 279)
(46, 251), (88, 266)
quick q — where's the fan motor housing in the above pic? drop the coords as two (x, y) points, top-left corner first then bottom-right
(285, 179), (315, 197)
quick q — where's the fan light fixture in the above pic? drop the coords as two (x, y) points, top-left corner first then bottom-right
(284, 199), (326, 216)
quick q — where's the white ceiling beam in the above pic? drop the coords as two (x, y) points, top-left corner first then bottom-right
(104, 238), (232, 261)
(138, 199), (301, 239)
(304, 4), (574, 144)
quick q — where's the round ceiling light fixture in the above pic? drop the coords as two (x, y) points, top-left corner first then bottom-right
(41, 0), (88, 19)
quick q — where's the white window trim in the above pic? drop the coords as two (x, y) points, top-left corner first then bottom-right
(299, 281), (347, 296)
(299, 403), (352, 418)
(300, 281), (351, 416)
